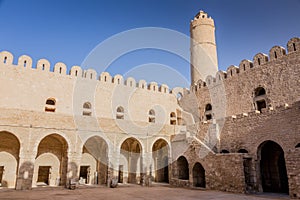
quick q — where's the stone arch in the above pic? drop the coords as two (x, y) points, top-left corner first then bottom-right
(192, 162), (205, 188)
(33, 133), (69, 187)
(152, 139), (169, 183)
(257, 140), (289, 194)
(54, 62), (67, 75)
(269, 46), (286, 61)
(82, 102), (92, 116)
(81, 136), (108, 185)
(0, 131), (20, 188)
(36, 59), (50, 71)
(171, 87), (184, 100)
(18, 55), (32, 69)
(253, 53), (268, 67)
(0, 51), (14, 65)
(69, 65), (82, 77)
(287, 37), (300, 53)
(119, 137), (143, 184)
(177, 156), (189, 180)
(204, 103), (212, 121)
(254, 86), (267, 112)
(116, 106), (125, 119)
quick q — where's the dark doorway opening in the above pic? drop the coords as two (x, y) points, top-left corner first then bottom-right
(37, 166), (51, 185)
(259, 141), (289, 194)
(177, 156), (189, 180)
(118, 165), (123, 183)
(79, 166), (90, 184)
(192, 162), (205, 188)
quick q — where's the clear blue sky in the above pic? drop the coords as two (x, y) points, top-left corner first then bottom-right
(0, 0), (299, 88)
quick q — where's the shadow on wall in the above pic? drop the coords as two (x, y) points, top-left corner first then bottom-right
(16, 161), (34, 190)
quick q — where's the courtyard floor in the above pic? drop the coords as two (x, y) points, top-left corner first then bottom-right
(0, 184), (289, 200)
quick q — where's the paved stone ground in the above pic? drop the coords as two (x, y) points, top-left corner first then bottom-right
(0, 184), (289, 200)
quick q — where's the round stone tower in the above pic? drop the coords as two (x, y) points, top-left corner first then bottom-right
(190, 10), (218, 85)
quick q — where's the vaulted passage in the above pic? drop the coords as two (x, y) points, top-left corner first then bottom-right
(259, 141), (289, 194)
(152, 139), (169, 183)
(192, 162), (205, 188)
(120, 137), (142, 184)
(33, 134), (68, 187)
(177, 156), (189, 180)
(81, 136), (108, 185)
(0, 131), (20, 188)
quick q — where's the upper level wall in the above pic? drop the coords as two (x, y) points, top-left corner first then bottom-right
(0, 51), (182, 124)
(192, 37), (300, 118)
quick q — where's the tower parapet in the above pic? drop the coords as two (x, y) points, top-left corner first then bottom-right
(190, 10), (218, 85)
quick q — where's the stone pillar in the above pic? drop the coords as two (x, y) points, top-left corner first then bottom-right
(15, 155), (35, 190)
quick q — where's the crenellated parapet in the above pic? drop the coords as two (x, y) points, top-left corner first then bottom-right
(0, 50), (185, 97)
(191, 37), (300, 92)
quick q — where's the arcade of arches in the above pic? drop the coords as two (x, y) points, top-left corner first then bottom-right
(0, 131), (295, 198)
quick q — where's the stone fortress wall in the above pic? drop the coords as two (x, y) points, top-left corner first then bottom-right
(179, 37), (300, 198)
(0, 9), (299, 200)
(0, 51), (188, 189)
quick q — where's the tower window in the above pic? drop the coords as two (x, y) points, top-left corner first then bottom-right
(4, 56), (7, 64)
(24, 60), (27, 67)
(83, 102), (92, 116)
(293, 43), (296, 51)
(254, 87), (267, 112)
(116, 106), (124, 119)
(274, 51), (277, 59)
(204, 104), (212, 121)
(258, 58), (261, 65)
(45, 98), (56, 112)
(170, 112), (176, 125)
(148, 109), (155, 123)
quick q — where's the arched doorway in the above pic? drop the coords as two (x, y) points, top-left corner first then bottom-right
(177, 156), (189, 180)
(0, 131), (20, 188)
(258, 141), (289, 193)
(152, 139), (169, 183)
(120, 137), (142, 184)
(192, 162), (205, 187)
(81, 136), (108, 185)
(33, 134), (68, 187)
